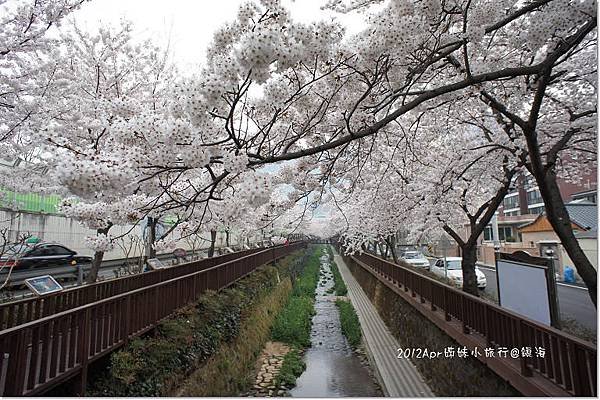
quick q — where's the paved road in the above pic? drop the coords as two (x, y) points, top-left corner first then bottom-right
(477, 266), (597, 333)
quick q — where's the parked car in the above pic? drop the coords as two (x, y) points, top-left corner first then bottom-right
(430, 257), (487, 289)
(401, 251), (430, 269)
(0, 243), (92, 270)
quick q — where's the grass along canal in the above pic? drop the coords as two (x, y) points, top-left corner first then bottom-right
(289, 246), (382, 397)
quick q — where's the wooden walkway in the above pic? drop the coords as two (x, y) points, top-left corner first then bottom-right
(334, 250), (434, 397)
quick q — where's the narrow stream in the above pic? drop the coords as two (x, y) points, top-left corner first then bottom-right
(290, 253), (380, 397)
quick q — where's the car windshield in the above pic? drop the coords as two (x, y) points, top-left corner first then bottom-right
(446, 260), (462, 270)
(404, 252), (423, 259)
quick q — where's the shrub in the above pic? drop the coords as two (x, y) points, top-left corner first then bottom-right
(177, 280), (293, 396)
(271, 296), (315, 347)
(275, 349), (306, 388)
(330, 261), (347, 296)
(86, 250), (306, 397)
(291, 250), (321, 298)
(336, 299), (362, 348)
(272, 246), (320, 348)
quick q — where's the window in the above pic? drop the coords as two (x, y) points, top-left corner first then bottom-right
(498, 226), (514, 241)
(483, 226), (493, 241)
(527, 189), (543, 204)
(446, 260), (462, 270)
(503, 196), (519, 209)
(483, 226), (515, 242)
(27, 247), (51, 257)
(46, 246), (73, 256)
(529, 206), (545, 215)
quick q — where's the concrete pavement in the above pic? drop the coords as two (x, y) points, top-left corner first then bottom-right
(333, 250), (434, 397)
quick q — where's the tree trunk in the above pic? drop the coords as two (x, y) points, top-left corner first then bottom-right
(208, 230), (217, 257)
(533, 170), (597, 306)
(225, 230), (230, 247)
(86, 225), (111, 284)
(386, 236), (399, 264)
(86, 250), (105, 284)
(460, 244), (479, 296)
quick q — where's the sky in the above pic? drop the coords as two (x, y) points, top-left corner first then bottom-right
(72, 0), (365, 71)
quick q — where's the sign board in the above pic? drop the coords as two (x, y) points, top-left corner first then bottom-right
(147, 258), (167, 270)
(25, 275), (63, 296)
(495, 252), (560, 327)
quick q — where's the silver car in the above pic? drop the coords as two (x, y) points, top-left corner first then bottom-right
(401, 251), (430, 269)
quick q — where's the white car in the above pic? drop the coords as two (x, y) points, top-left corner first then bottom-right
(401, 251), (430, 269)
(430, 257), (487, 290)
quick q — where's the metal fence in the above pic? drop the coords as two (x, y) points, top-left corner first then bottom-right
(0, 241), (306, 396)
(349, 251), (596, 397)
(0, 247), (261, 330)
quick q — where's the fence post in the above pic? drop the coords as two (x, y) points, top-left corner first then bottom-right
(10, 331), (27, 396)
(517, 319), (533, 377)
(74, 308), (91, 396)
(154, 286), (160, 321)
(461, 295), (470, 334)
(123, 296), (131, 346)
(444, 287), (451, 321)
(0, 353), (8, 397)
(430, 281), (436, 311)
(484, 303), (492, 347)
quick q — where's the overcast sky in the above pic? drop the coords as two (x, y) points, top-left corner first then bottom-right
(72, 0), (364, 71)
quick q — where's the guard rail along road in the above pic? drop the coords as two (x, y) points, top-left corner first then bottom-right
(346, 250), (596, 397)
(0, 241), (306, 396)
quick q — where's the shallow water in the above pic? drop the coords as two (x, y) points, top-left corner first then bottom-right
(290, 254), (380, 397)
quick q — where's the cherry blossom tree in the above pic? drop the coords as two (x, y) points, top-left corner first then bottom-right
(2, 0), (595, 298)
(159, 0), (594, 298)
(1, 0), (86, 145)
(30, 20), (175, 282)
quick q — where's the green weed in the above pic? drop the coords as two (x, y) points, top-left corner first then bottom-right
(336, 299), (362, 348)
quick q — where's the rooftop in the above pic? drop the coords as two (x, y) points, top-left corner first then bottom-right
(565, 202), (597, 230)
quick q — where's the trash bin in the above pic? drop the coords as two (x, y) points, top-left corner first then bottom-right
(563, 265), (575, 283)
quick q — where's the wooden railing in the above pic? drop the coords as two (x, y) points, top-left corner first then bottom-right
(350, 252), (597, 397)
(0, 242), (306, 396)
(0, 248), (264, 330)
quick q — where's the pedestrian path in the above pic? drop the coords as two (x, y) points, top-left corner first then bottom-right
(333, 249), (434, 397)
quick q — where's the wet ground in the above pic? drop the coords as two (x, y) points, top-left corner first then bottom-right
(290, 253), (381, 397)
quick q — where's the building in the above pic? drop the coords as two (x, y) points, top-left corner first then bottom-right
(519, 202), (597, 247)
(473, 201), (598, 280)
(499, 170), (597, 217)
(476, 214), (540, 265)
(575, 229), (598, 271)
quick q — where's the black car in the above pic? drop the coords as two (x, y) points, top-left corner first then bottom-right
(0, 243), (92, 270)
